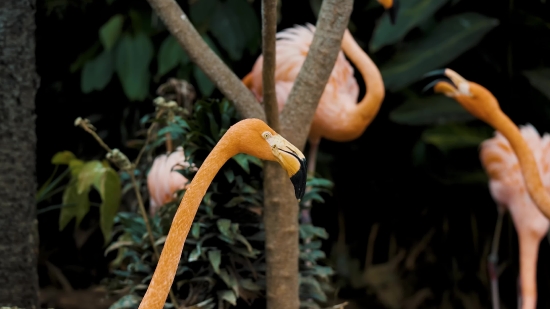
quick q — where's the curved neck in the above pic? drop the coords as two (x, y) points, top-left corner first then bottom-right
(341, 30), (385, 123)
(489, 112), (550, 220)
(138, 138), (237, 309)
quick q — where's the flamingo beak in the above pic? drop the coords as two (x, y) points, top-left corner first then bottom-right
(423, 68), (472, 97)
(264, 134), (307, 201)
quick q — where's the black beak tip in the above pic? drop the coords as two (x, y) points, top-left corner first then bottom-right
(290, 158), (307, 201)
(388, 0), (399, 25)
(421, 69), (456, 94)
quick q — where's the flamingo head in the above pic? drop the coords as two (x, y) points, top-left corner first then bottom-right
(232, 119), (307, 201)
(378, 0), (399, 24)
(423, 68), (501, 124)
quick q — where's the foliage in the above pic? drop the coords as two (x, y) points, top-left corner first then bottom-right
(72, 0), (260, 101)
(105, 99), (336, 308)
(37, 150), (122, 244)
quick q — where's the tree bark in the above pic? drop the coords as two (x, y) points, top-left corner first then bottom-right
(0, 0), (40, 308)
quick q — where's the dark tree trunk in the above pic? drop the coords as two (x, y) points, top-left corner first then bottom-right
(0, 0), (40, 308)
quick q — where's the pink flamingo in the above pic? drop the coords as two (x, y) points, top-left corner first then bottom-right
(243, 23), (386, 222)
(480, 124), (550, 309)
(147, 146), (193, 215)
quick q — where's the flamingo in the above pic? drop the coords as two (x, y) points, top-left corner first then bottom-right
(147, 146), (193, 216)
(425, 68), (550, 309)
(137, 118), (307, 309)
(243, 23), (386, 223)
(480, 125), (550, 309)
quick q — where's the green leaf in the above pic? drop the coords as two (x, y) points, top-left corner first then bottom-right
(389, 95), (475, 126)
(93, 168), (122, 244)
(226, 0), (260, 52)
(77, 161), (104, 194)
(51, 151), (76, 165)
(191, 222), (201, 239)
(223, 168), (235, 183)
(300, 225), (329, 239)
(209, 0), (246, 61)
(115, 33), (154, 101)
(81, 49), (115, 93)
(208, 250), (221, 274)
(193, 65), (215, 97)
(217, 219), (233, 239)
(189, 247), (201, 262)
(421, 124), (492, 152)
(218, 290), (237, 306)
(99, 14), (124, 51)
(232, 153), (257, 173)
(370, 0), (449, 51)
(60, 180), (91, 230)
(523, 68), (550, 100)
(380, 13), (499, 91)
(300, 276), (327, 302)
(70, 42), (101, 73)
(157, 35), (189, 77)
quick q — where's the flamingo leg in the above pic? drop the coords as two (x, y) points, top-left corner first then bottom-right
(488, 208), (504, 309)
(300, 139), (320, 225)
(516, 230), (541, 309)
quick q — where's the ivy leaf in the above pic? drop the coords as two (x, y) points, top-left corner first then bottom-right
(157, 35), (189, 77)
(115, 33), (154, 101)
(60, 180), (91, 230)
(208, 250), (221, 274)
(99, 14), (124, 51)
(191, 222), (201, 239)
(189, 0), (218, 26)
(380, 13), (499, 91)
(81, 49), (115, 93)
(51, 151), (76, 165)
(93, 167), (122, 244)
(223, 169), (235, 183)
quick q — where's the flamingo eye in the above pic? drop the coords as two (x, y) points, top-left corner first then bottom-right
(262, 131), (272, 139)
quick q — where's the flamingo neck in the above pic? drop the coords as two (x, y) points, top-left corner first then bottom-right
(489, 112), (550, 220)
(341, 30), (385, 124)
(138, 137), (237, 309)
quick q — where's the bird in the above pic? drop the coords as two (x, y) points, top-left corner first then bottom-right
(137, 118), (307, 309)
(146, 146), (193, 216)
(242, 24), (386, 177)
(425, 68), (550, 309)
(480, 125), (550, 309)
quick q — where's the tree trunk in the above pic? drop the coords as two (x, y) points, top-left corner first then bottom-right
(0, 0), (40, 308)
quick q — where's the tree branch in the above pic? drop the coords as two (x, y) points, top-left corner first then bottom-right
(280, 0), (354, 149)
(146, 0), (266, 121)
(261, 0), (279, 131)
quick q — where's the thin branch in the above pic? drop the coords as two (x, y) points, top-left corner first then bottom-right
(145, 0), (266, 121)
(280, 0), (354, 149)
(261, 0), (279, 131)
